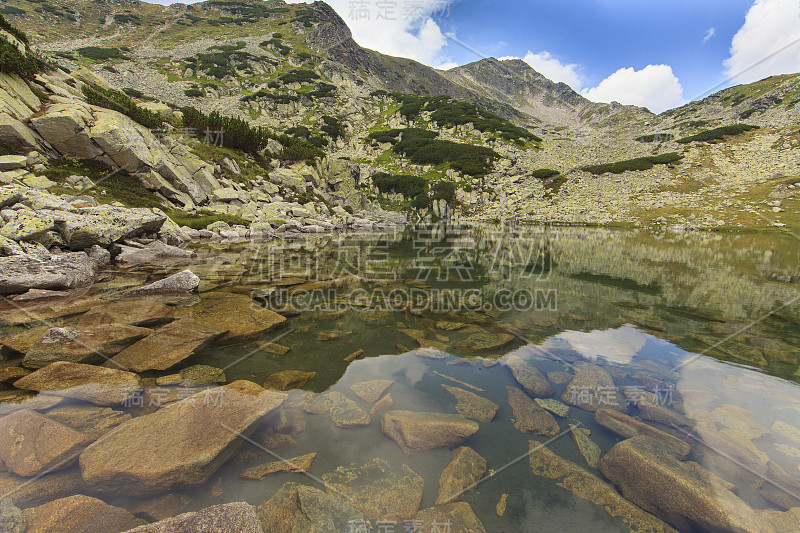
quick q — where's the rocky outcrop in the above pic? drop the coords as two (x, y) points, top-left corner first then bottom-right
(0, 252), (97, 295)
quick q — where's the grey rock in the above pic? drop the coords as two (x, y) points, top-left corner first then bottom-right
(122, 270), (200, 296)
(54, 206), (167, 250)
(0, 252), (96, 295)
(123, 502), (263, 533)
(0, 155), (27, 171)
(115, 241), (195, 266)
(0, 498), (26, 533)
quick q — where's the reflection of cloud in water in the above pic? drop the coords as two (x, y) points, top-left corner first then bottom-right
(553, 325), (652, 366)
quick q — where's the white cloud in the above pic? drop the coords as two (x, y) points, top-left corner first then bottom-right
(724, 0), (800, 84)
(499, 51), (584, 91)
(703, 27), (716, 44)
(313, 0), (455, 68)
(581, 64), (686, 113)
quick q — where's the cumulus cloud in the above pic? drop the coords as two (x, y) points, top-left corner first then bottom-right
(317, 0), (455, 68)
(703, 27), (716, 44)
(499, 51), (584, 90)
(580, 64), (686, 113)
(724, 0), (800, 84)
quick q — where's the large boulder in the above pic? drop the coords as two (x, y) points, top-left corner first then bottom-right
(595, 409), (690, 459)
(79, 381), (287, 496)
(381, 410), (479, 454)
(0, 469), (88, 508)
(23, 495), (145, 533)
(53, 206), (166, 250)
(415, 503), (487, 533)
(30, 103), (104, 159)
(0, 252), (96, 295)
(0, 409), (90, 477)
(0, 113), (41, 151)
(255, 482), (363, 533)
(13, 361), (142, 406)
(599, 436), (765, 532)
(0, 208), (54, 242)
(124, 502), (263, 533)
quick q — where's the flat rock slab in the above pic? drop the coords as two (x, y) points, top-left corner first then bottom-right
(0, 468), (88, 508)
(381, 410), (479, 454)
(79, 381), (287, 496)
(442, 385), (499, 423)
(350, 379), (394, 403)
(240, 452), (317, 480)
(303, 391), (370, 428)
(322, 458), (424, 521)
(507, 386), (560, 437)
(14, 361), (142, 406)
(54, 206), (166, 250)
(437, 446), (487, 505)
(176, 293), (286, 345)
(595, 409), (690, 459)
(506, 355), (554, 398)
(22, 324), (151, 369)
(371, 393), (394, 415)
(264, 370), (316, 391)
(257, 342), (290, 355)
(0, 409), (90, 477)
(24, 495), (145, 533)
(256, 482), (363, 533)
(76, 300), (174, 328)
(535, 398), (570, 418)
(454, 332), (515, 353)
(570, 425), (601, 469)
(124, 502), (263, 533)
(115, 243), (195, 267)
(106, 319), (224, 372)
(45, 405), (132, 440)
(416, 503), (487, 533)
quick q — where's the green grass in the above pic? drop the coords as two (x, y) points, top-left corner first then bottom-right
(676, 124), (760, 144)
(77, 46), (130, 61)
(635, 133), (674, 143)
(82, 84), (165, 129)
(530, 169), (560, 180)
(167, 212), (249, 229)
(582, 153), (683, 175)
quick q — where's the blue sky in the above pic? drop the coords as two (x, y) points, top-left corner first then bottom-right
(150, 0), (800, 112)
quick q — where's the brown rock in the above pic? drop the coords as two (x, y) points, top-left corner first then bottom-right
(22, 324), (151, 368)
(0, 366), (30, 383)
(23, 495), (145, 532)
(570, 425), (601, 469)
(125, 502), (263, 533)
(0, 325), (50, 354)
(76, 300), (173, 328)
(0, 390), (62, 416)
(263, 370), (316, 391)
(370, 393), (394, 415)
(442, 385), (499, 423)
(455, 332), (515, 353)
(595, 409), (690, 459)
(415, 502), (487, 533)
(495, 494), (508, 517)
(0, 409), (90, 477)
(0, 468), (88, 508)
(128, 493), (192, 522)
(14, 361), (142, 406)
(45, 405), (132, 439)
(272, 408), (306, 434)
(106, 319), (225, 372)
(256, 482), (363, 532)
(436, 446), (487, 504)
(562, 362), (626, 412)
(343, 349), (364, 362)
(381, 410), (479, 454)
(257, 342), (290, 355)
(176, 293), (287, 345)
(507, 386), (560, 437)
(599, 436), (764, 532)
(240, 452), (316, 480)
(350, 379), (393, 403)
(322, 458), (424, 521)
(303, 391), (370, 428)
(78, 381), (287, 496)
(506, 355), (553, 397)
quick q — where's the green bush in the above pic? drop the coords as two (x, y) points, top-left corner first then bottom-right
(181, 106), (272, 154)
(321, 115), (345, 140)
(431, 181), (457, 204)
(279, 69), (319, 84)
(582, 153), (683, 175)
(373, 173), (427, 199)
(635, 133), (674, 143)
(530, 169), (560, 180)
(286, 125), (310, 138)
(184, 88), (203, 97)
(113, 14), (140, 25)
(275, 134), (325, 162)
(0, 14), (49, 77)
(77, 47), (130, 61)
(122, 87), (144, 98)
(82, 84), (164, 129)
(675, 124), (759, 144)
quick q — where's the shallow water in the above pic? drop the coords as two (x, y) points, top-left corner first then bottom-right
(2, 224), (800, 531)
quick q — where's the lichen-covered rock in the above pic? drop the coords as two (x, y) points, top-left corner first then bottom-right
(437, 446), (487, 504)
(507, 386), (560, 437)
(0, 252), (96, 295)
(13, 361), (142, 406)
(54, 206), (166, 250)
(125, 502), (262, 533)
(505, 355), (553, 397)
(0, 498), (26, 533)
(256, 482), (363, 533)
(442, 385), (499, 423)
(24, 495), (146, 533)
(381, 410), (479, 454)
(1, 208), (53, 241)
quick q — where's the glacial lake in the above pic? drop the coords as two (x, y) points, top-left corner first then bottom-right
(2, 224), (800, 532)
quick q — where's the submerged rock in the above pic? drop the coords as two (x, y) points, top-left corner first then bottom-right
(570, 425), (601, 469)
(535, 398), (570, 418)
(381, 410), (479, 454)
(595, 409), (690, 459)
(528, 442), (676, 533)
(256, 482), (363, 533)
(76, 300), (174, 328)
(507, 386), (560, 437)
(45, 404), (132, 440)
(264, 370), (316, 391)
(24, 495), (145, 533)
(370, 393), (394, 415)
(0, 498), (25, 533)
(0, 468), (88, 508)
(0, 409), (90, 477)
(176, 293), (286, 345)
(505, 355), (554, 397)
(127, 493), (193, 523)
(240, 452), (317, 481)
(13, 361), (142, 406)
(115, 242), (195, 267)
(442, 385), (499, 423)
(599, 435), (764, 532)
(350, 379), (394, 403)
(79, 381), (287, 496)
(416, 502), (487, 533)
(124, 502), (262, 533)
(121, 270), (200, 296)
(22, 324), (150, 368)
(436, 446), (487, 505)
(562, 362), (626, 412)
(455, 331), (515, 353)
(303, 391), (370, 428)
(322, 458), (424, 521)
